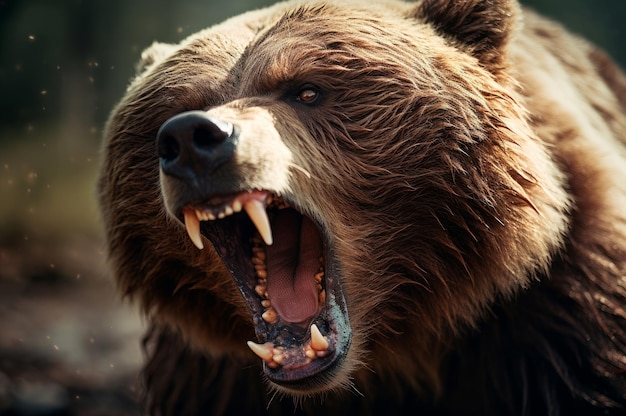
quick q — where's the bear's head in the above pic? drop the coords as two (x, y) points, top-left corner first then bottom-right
(99, 0), (570, 396)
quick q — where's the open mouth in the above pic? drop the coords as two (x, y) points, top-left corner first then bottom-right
(180, 190), (351, 389)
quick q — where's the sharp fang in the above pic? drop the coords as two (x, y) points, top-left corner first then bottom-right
(183, 208), (204, 250)
(310, 324), (329, 351)
(247, 341), (273, 362)
(244, 200), (273, 245)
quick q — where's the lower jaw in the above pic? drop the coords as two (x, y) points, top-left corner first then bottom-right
(195, 209), (352, 386)
(247, 245), (352, 386)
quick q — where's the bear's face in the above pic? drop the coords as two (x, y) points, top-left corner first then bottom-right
(100, 0), (569, 395)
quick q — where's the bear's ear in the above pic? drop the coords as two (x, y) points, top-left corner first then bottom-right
(135, 41), (177, 74)
(409, 0), (520, 74)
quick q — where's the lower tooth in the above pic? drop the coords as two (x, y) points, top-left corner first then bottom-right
(305, 347), (316, 359)
(255, 285), (266, 297)
(262, 308), (278, 323)
(310, 324), (329, 351)
(247, 341), (273, 361)
(319, 290), (326, 304)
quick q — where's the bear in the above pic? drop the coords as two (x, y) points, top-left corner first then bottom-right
(97, 0), (626, 414)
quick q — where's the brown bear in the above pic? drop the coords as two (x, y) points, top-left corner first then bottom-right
(97, 0), (626, 414)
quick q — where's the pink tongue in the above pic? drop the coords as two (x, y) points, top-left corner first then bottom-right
(266, 210), (321, 324)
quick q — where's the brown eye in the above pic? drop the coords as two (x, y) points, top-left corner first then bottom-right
(297, 87), (320, 104)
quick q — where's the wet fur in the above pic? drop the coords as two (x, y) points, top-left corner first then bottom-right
(98, 0), (626, 414)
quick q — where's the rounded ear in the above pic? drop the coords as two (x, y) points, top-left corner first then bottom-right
(409, 0), (520, 75)
(135, 41), (177, 74)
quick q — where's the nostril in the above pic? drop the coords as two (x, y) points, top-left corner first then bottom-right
(155, 110), (238, 179)
(192, 119), (233, 150)
(159, 134), (181, 161)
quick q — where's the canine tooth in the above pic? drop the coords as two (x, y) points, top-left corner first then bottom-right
(247, 341), (273, 361)
(244, 200), (273, 245)
(183, 208), (204, 250)
(262, 308), (278, 324)
(233, 200), (243, 213)
(310, 324), (329, 351)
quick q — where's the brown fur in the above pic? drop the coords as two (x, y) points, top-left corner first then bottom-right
(98, 0), (626, 414)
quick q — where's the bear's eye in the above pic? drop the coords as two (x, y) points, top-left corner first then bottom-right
(296, 85), (320, 104)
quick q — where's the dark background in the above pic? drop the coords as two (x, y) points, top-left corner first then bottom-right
(0, 1), (624, 415)
(1, 0), (625, 144)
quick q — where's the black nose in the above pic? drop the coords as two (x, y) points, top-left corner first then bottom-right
(156, 110), (237, 180)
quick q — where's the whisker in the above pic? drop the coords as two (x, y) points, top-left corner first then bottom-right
(266, 389), (280, 410)
(289, 162), (313, 179)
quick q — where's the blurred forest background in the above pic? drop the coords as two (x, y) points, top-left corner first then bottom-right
(0, 0), (624, 415)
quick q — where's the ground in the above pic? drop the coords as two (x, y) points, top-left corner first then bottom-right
(0, 237), (142, 416)
(0, 137), (142, 415)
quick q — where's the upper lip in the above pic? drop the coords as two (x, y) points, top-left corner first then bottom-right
(182, 189), (273, 249)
